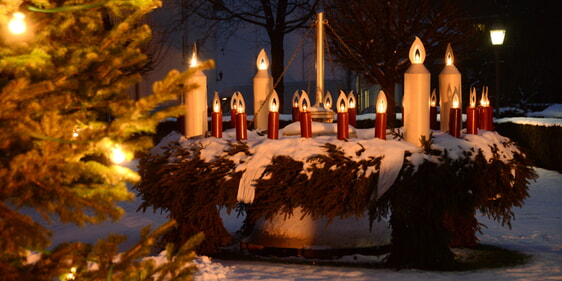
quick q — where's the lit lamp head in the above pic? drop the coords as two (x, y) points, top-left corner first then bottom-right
(298, 90), (311, 112)
(336, 90), (348, 113)
(8, 12), (27, 35)
(213, 92), (221, 113)
(409, 36), (426, 64)
(269, 90), (279, 112)
(257, 48), (269, 70)
(189, 43), (199, 67)
(292, 91), (300, 108)
(445, 43), (454, 66)
(490, 26), (506, 46)
(480, 86), (490, 107)
(324, 91), (333, 110)
(470, 87), (477, 108)
(348, 91), (356, 109)
(430, 89), (437, 107)
(376, 90), (387, 114)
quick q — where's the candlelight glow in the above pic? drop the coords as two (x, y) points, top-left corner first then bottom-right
(445, 43), (454, 66)
(269, 90), (279, 112)
(111, 145), (126, 164)
(324, 91), (333, 109)
(213, 92), (221, 113)
(470, 87), (477, 108)
(189, 44), (198, 67)
(348, 91), (356, 109)
(292, 91), (300, 107)
(480, 86), (490, 107)
(336, 90), (347, 113)
(257, 49), (269, 70)
(8, 12), (26, 35)
(376, 90), (387, 113)
(409, 37), (426, 64)
(430, 89), (437, 107)
(298, 91), (311, 112)
(452, 89), (460, 109)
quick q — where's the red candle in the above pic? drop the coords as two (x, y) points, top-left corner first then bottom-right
(429, 89), (438, 130)
(449, 92), (461, 138)
(292, 106), (300, 122)
(466, 107), (478, 135)
(236, 112), (247, 140)
(337, 112), (349, 140)
(268, 111), (279, 139)
(230, 109), (237, 128)
(211, 112), (222, 138)
(479, 106), (493, 131)
(430, 106), (437, 130)
(449, 108), (461, 138)
(375, 91), (387, 139)
(375, 113), (387, 139)
(348, 107), (356, 128)
(300, 111), (312, 138)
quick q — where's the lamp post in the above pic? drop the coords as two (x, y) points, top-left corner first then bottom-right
(490, 25), (506, 117)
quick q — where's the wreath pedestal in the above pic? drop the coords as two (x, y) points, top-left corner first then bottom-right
(245, 207), (391, 251)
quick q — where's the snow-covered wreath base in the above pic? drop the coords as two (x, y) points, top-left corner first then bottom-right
(136, 125), (535, 269)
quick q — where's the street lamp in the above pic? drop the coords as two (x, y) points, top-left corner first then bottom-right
(490, 25), (506, 117)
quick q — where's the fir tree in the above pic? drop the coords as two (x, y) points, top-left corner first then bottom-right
(0, 0), (211, 279)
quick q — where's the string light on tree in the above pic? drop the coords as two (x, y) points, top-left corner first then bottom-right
(8, 12), (27, 34)
(111, 145), (126, 164)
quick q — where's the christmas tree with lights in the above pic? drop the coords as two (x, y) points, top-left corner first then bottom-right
(0, 0), (210, 279)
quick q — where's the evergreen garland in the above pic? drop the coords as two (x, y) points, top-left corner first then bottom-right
(138, 133), (536, 269)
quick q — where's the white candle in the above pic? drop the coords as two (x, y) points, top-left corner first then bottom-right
(185, 44), (208, 138)
(253, 49), (273, 131)
(403, 37), (430, 146)
(439, 43), (462, 132)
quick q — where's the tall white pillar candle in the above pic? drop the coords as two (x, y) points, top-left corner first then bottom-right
(439, 43), (462, 132)
(403, 37), (430, 146)
(185, 44), (208, 138)
(253, 49), (273, 131)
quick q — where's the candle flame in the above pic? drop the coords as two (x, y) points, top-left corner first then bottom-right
(292, 90), (300, 107)
(236, 93), (246, 113)
(336, 90), (348, 113)
(189, 43), (198, 67)
(452, 89), (460, 109)
(430, 89), (437, 107)
(231, 92), (239, 110)
(257, 49), (269, 70)
(8, 12), (26, 35)
(269, 90), (279, 112)
(445, 43), (454, 66)
(213, 92), (221, 113)
(376, 90), (387, 113)
(409, 37), (426, 64)
(470, 87), (477, 108)
(348, 91), (356, 109)
(480, 86), (490, 107)
(324, 91), (333, 110)
(299, 91), (311, 112)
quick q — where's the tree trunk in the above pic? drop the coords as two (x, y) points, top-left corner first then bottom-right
(270, 32), (285, 113)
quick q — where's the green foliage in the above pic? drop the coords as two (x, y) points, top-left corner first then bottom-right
(1, 0), (212, 279)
